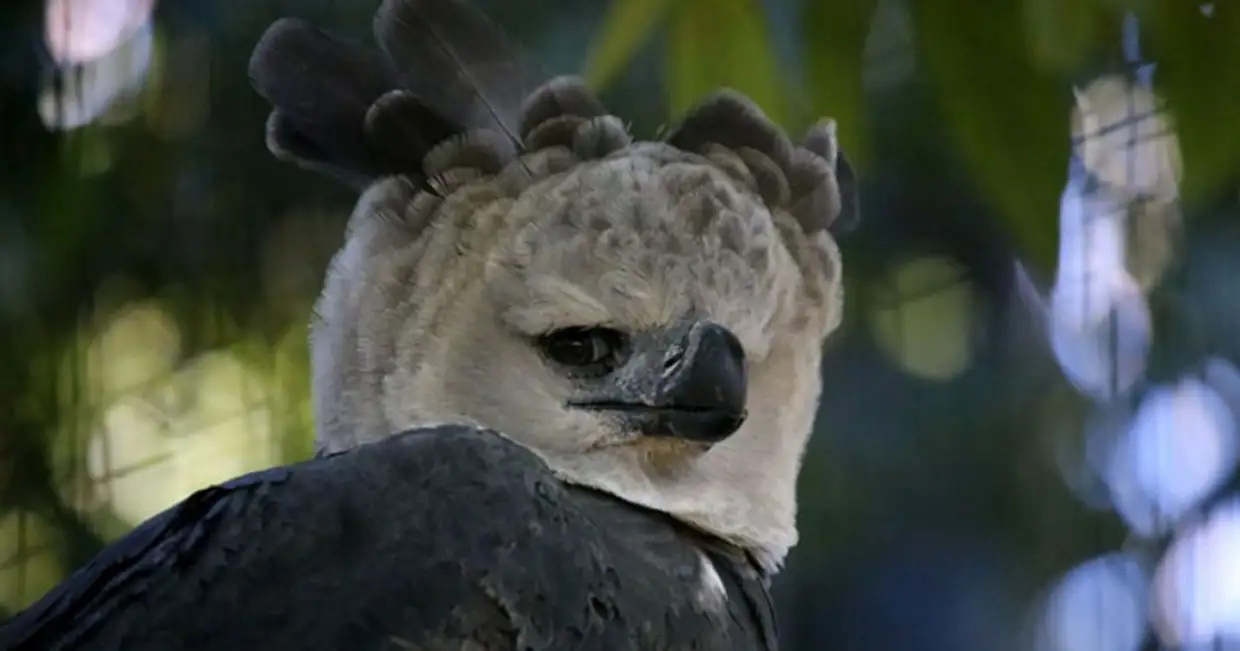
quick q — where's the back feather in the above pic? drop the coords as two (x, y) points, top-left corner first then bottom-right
(249, 18), (398, 186)
(248, 0), (541, 188)
(372, 0), (537, 150)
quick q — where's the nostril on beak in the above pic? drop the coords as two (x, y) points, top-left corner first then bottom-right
(662, 347), (686, 375)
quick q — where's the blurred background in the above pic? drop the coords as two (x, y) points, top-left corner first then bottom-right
(1, 0), (1238, 649)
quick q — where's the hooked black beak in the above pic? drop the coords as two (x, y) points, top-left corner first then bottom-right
(572, 322), (749, 444)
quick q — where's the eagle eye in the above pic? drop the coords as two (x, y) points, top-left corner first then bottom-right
(537, 327), (629, 376)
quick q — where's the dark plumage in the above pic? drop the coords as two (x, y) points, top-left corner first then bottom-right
(0, 426), (776, 650)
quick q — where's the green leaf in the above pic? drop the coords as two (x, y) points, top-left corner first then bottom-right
(584, 0), (671, 90)
(910, 0), (1069, 272)
(802, 0), (877, 167)
(666, 0), (787, 126)
(1142, 0), (1240, 203)
(1021, 0), (1108, 74)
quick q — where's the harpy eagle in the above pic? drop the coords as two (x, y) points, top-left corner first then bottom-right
(0, 0), (857, 648)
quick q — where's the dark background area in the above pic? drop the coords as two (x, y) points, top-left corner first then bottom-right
(2, 1), (1239, 649)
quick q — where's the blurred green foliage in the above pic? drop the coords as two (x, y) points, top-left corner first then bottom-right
(2, 1), (1238, 641)
(1141, 0), (1240, 200)
(584, 0), (1236, 271)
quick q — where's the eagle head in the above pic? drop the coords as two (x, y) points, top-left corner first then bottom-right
(250, 0), (857, 572)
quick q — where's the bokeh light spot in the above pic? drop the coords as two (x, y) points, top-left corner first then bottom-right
(871, 256), (977, 381)
(1152, 499), (1240, 647)
(1036, 552), (1148, 651)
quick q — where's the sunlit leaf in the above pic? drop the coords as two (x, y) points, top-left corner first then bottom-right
(1021, 0), (1110, 74)
(666, 0), (787, 125)
(802, 0), (877, 166)
(910, 0), (1069, 272)
(1142, 0), (1240, 203)
(584, 0), (670, 90)
(871, 256), (977, 381)
(0, 511), (64, 612)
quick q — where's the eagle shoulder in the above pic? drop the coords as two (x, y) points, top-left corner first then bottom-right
(0, 425), (623, 650)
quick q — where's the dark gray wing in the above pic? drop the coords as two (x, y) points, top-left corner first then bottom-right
(0, 425), (629, 651)
(0, 467), (295, 651)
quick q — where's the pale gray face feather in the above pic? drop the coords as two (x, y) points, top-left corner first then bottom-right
(308, 79), (853, 572)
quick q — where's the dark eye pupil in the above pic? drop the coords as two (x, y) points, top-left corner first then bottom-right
(540, 327), (623, 368)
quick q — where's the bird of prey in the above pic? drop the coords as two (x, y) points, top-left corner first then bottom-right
(0, 0), (857, 649)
